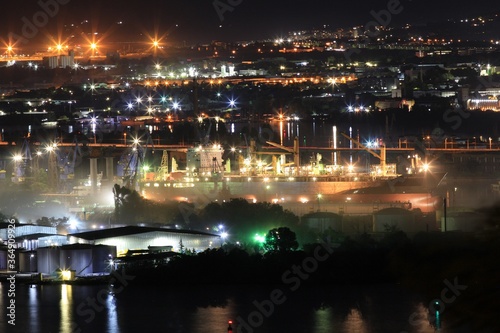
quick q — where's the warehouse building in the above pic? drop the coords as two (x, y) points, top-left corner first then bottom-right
(68, 226), (220, 256)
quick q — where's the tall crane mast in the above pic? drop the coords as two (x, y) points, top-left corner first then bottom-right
(266, 136), (300, 176)
(341, 133), (387, 176)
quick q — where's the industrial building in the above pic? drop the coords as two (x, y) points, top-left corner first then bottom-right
(68, 226), (221, 256)
(0, 223), (58, 251)
(0, 223), (219, 275)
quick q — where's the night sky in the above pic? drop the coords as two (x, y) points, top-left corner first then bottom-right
(0, 0), (498, 45)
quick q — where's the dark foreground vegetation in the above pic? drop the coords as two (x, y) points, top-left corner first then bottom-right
(123, 229), (500, 331)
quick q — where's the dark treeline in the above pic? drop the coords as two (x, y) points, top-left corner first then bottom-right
(126, 230), (499, 286)
(125, 229), (499, 331)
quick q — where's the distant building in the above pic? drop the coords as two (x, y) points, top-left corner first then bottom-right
(42, 51), (75, 69)
(0, 223), (57, 250)
(467, 98), (500, 111)
(186, 145), (224, 176)
(59, 55), (74, 68)
(239, 69), (268, 76)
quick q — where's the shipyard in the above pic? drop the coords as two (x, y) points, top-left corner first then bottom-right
(0, 7), (500, 330)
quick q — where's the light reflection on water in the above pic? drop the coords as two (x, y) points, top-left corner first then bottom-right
(60, 284), (72, 333)
(343, 308), (369, 333)
(313, 307), (334, 333)
(190, 298), (236, 332)
(1, 284), (448, 333)
(107, 291), (119, 333)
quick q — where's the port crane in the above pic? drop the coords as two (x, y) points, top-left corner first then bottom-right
(341, 133), (387, 177)
(118, 132), (154, 189)
(265, 136), (300, 176)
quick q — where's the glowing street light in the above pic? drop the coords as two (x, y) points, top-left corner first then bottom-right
(45, 145), (54, 153)
(89, 41), (99, 57)
(5, 44), (14, 56)
(12, 154), (22, 162)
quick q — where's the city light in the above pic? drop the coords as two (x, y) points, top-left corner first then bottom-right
(61, 270), (73, 281)
(45, 143), (57, 153)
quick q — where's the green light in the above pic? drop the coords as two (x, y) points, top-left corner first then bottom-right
(254, 234), (265, 243)
(143, 165), (150, 172)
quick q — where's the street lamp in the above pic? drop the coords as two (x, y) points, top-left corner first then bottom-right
(317, 194), (322, 212)
(89, 40), (99, 58)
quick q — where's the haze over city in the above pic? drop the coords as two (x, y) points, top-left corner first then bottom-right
(0, 1), (499, 333)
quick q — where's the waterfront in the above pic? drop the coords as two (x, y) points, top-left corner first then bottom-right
(0, 282), (476, 333)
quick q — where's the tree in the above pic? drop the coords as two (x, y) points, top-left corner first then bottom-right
(263, 227), (298, 252)
(113, 184), (143, 224)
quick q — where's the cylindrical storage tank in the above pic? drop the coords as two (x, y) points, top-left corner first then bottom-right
(37, 247), (61, 275)
(373, 208), (415, 233)
(18, 251), (37, 272)
(441, 212), (483, 232)
(0, 249), (7, 270)
(302, 212), (342, 233)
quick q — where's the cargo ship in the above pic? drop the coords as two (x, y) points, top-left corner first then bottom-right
(135, 145), (444, 215)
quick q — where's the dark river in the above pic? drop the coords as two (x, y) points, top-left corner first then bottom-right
(0, 282), (458, 333)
